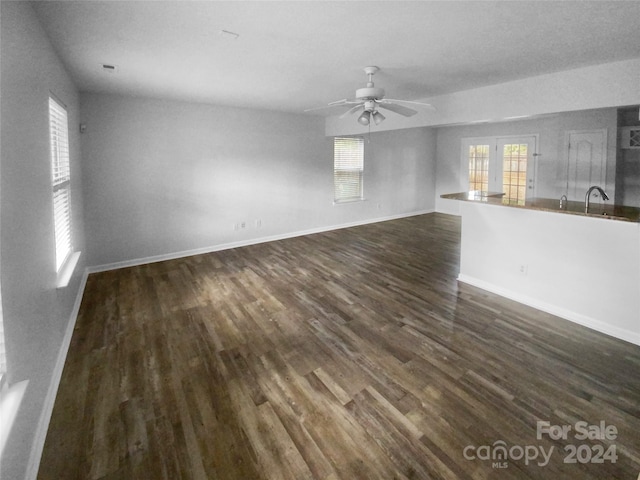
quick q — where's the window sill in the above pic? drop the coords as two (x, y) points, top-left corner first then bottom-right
(333, 198), (366, 206)
(56, 251), (81, 289)
(0, 379), (29, 457)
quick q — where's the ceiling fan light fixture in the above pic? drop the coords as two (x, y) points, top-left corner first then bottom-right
(357, 111), (371, 126)
(372, 111), (385, 125)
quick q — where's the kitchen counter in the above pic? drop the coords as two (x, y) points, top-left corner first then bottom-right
(441, 191), (640, 222)
(445, 191), (640, 346)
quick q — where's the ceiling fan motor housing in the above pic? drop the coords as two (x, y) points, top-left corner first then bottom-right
(356, 87), (385, 101)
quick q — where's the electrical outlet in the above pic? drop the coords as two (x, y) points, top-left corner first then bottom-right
(240, 222), (246, 229)
(519, 264), (528, 275)
(255, 219), (262, 228)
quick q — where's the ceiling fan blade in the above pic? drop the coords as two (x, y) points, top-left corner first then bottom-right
(304, 104), (342, 113)
(379, 99), (437, 111)
(329, 99), (361, 107)
(304, 104), (350, 113)
(304, 99), (360, 113)
(377, 102), (418, 117)
(340, 104), (364, 119)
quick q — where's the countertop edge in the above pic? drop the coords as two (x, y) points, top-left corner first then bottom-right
(441, 192), (640, 223)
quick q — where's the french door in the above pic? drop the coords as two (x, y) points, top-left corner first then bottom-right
(462, 135), (538, 204)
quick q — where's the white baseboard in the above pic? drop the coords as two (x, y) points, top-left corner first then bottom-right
(25, 268), (90, 480)
(88, 209), (435, 273)
(457, 274), (640, 347)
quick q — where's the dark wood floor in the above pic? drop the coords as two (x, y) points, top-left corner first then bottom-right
(39, 213), (640, 480)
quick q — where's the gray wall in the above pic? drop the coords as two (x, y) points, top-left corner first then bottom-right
(435, 108), (618, 215)
(0, 2), (87, 479)
(80, 93), (436, 267)
(0, 10), (435, 474)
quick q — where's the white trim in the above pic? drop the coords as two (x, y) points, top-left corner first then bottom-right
(56, 251), (81, 289)
(88, 210), (434, 273)
(25, 268), (89, 480)
(0, 379), (29, 460)
(457, 273), (640, 347)
(333, 198), (366, 205)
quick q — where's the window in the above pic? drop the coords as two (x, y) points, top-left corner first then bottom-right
(49, 97), (72, 271)
(0, 295), (5, 376)
(334, 137), (364, 203)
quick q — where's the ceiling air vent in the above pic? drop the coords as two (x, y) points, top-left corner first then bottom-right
(219, 30), (239, 40)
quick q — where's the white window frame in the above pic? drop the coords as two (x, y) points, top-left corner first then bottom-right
(0, 269), (4, 378)
(49, 96), (79, 287)
(333, 136), (365, 204)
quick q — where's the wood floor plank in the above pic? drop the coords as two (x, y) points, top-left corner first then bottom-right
(38, 213), (640, 479)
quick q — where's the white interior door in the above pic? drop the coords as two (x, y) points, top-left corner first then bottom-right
(565, 129), (607, 202)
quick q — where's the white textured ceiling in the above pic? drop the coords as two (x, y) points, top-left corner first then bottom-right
(32, 1), (640, 115)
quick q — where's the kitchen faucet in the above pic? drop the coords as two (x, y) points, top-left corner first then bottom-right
(584, 186), (609, 213)
(559, 195), (568, 209)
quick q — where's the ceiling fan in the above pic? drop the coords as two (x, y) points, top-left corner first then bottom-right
(305, 66), (435, 126)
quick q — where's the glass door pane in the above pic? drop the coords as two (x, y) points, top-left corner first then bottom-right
(468, 144), (490, 193)
(497, 136), (537, 204)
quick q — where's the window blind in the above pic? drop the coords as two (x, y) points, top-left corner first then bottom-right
(334, 137), (364, 203)
(0, 295), (5, 374)
(49, 97), (72, 271)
